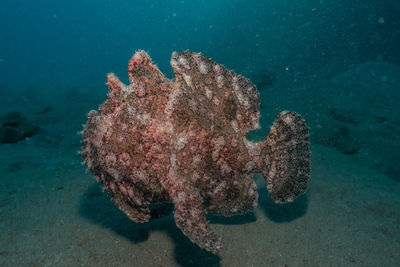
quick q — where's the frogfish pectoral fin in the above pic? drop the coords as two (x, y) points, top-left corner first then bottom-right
(161, 164), (221, 254)
(173, 193), (222, 254)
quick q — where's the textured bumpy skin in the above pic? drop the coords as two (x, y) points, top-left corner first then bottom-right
(80, 50), (311, 254)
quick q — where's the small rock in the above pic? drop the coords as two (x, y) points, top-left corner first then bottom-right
(0, 112), (39, 143)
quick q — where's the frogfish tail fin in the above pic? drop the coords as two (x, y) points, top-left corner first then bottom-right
(260, 111), (311, 203)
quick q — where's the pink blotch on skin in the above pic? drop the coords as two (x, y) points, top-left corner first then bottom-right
(141, 161), (149, 169)
(135, 144), (144, 154)
(145, 151), (153, 161)
(153, 162), (162, 171)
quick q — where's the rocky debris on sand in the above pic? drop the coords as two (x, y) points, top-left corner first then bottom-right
(0, 112), (39, 143)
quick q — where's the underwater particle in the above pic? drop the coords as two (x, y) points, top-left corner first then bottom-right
(81, 50), (311, 254)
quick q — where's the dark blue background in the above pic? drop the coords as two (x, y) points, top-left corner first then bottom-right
(1, 0), (399, 92)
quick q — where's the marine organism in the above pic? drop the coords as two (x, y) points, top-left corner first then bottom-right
(80, 50), (311, 254)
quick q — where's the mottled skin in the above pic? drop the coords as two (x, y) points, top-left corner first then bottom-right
(81, 50), (310, 254)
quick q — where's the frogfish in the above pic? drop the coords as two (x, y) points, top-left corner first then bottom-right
(80, 50), (311, 254)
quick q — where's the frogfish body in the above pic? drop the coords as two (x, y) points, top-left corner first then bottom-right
(81, 50), (311, 254)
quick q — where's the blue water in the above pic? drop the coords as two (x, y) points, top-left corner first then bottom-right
(0, 0), (399, 266)
(1, 0), (399, 90)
